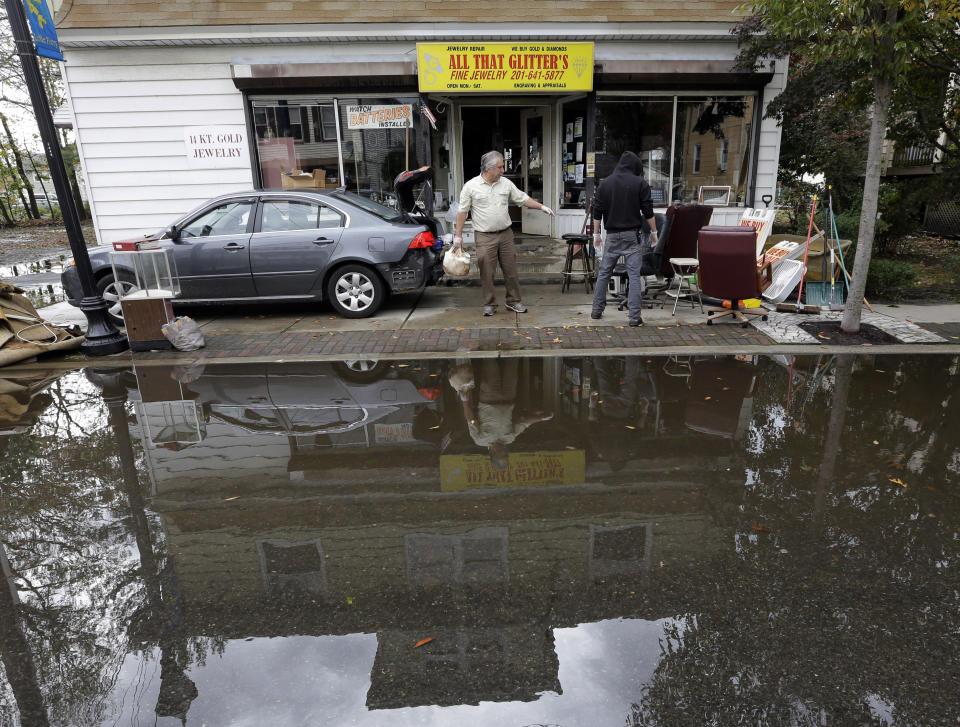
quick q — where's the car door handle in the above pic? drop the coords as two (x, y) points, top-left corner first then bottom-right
(313, 236), (335, 245)
(223, 243), (245, 251)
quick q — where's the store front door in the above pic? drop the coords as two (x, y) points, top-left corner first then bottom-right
(519, 109), (548, 236)
(459, 104), (552, 236)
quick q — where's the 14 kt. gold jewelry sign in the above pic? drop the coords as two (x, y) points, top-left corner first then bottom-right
(417, 42), (594, 93)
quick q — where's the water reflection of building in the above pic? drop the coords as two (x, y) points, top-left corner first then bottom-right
(123, 355), (758, 711)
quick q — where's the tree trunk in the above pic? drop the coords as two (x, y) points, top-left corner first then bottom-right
(841, 74), (894, 332)
(0, 115), (40, 219)
(0, 199), (14, 226)
(69, 166), (87, 221)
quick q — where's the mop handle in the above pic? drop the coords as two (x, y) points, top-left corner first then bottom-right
(796, 194), (818, 303)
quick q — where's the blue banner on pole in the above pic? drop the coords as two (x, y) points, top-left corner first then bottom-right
(24, 0), (64, 61)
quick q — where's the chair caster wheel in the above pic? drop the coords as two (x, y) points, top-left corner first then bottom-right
(762, 315), (768, 321)
(741, 322), (749, 328)
(706, 319), (713, 326)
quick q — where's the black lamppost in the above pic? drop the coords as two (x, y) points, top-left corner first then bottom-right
(4, 0), (127, 355)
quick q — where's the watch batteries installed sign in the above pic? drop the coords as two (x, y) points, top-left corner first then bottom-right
(346, 105), (412, 129)
(417, 42), (594, 93)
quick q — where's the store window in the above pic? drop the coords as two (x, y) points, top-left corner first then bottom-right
(250, 95), (425, 205)
(560, 97), (588, 209)
(595, 98), (674, 206)
(337, 97), (426, 207)
(587, 94), (757, 208)
(672, 96), (755, 205)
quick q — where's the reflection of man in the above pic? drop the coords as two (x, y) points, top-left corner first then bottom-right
(449, 359), (551, 469)
(592, 357), (656, 424)
(591, 151), (658, 327)
(454, 150), (554, 317)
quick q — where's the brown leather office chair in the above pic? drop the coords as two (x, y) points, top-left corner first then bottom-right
(697, 225), (774, 326)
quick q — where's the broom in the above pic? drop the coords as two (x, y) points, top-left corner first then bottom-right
(776, 194), (821, 313)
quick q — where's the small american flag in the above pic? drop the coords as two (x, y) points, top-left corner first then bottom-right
(418, 99), (437, 130)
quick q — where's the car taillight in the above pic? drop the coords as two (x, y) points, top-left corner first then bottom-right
(408, 232), (435, 249)
(417, 387), (442, 400)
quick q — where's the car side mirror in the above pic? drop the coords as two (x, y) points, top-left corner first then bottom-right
(165, 224), (180, 241)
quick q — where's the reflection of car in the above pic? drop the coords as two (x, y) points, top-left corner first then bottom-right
(61, 181), (444, 323)
(137, 362), (440, 439)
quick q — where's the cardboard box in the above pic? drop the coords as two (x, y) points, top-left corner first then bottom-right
(280, 169), (328, 189)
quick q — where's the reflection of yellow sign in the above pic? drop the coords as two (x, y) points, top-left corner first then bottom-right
(417, 43), (594, 93)
(440, 450), (586, 491)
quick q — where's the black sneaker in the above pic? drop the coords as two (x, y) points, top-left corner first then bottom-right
(591, 312), (602, 320)
(629, 317), (644, 327)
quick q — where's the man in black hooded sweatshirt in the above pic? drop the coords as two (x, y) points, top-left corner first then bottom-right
(591, 151), (658, 326)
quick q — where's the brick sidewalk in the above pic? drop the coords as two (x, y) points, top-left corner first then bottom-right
(138, 322), (774, 360)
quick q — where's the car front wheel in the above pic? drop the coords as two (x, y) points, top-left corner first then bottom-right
(326, 264), (384, 318)
(96, 273), (139, 325)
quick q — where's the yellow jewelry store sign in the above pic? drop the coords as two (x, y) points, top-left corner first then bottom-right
(417, 42), (594, 93)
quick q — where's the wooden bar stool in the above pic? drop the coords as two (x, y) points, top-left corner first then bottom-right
(561, 233), (594, 293)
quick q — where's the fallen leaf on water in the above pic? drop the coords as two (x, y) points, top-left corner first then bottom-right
(346, 597), (354, 605)
(875, 369), (886, 373)
(799, 464), (813, 472)
(455, 327), (466, 331)
(625, 425), (636, 430)
(751, 524), (768, 532)
(552, 337), (562, 343)
(429, 425), (440, 430)
(873, 440), (880, 445)
(924, 485), (936, 492)
(704, 396), (712, 400)
(414, 637), (435, 648)
(889, 477), (908, 487)
(722, 386), (730, 391)
(397, 364), (409, 368)
(224, 496), (240, 501)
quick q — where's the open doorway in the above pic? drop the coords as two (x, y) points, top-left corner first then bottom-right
(460, 105), (550, 235)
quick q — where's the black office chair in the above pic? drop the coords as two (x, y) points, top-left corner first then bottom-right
(607, 212), (669, 310)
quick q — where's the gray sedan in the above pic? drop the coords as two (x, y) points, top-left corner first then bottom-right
(61, 188), (444, 322)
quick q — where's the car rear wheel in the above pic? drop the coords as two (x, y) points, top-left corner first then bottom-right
(332, 359), (389, 382)
(327, 264), (384, 318)
(96, 273), (139, 325)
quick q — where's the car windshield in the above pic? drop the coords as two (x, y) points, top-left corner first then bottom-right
(330, 191), (404, 222)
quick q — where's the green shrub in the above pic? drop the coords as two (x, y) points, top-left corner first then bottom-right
(866, 258), (917, 298)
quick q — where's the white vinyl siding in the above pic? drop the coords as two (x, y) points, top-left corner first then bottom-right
(62, 51), (254, 243)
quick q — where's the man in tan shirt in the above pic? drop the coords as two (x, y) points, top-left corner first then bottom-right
(454, 150), (554, 315)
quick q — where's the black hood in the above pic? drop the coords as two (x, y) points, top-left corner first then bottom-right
(615, 151), (644, 177)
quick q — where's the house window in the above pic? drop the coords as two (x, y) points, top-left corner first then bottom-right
(253, 105), (304, 142)
(718, 138), (730, 172)
(257, 539), (328, 602)
(693, 143), (702, 174)
(311, 105), (338, 142)
(405, 527), (509, 586)
(588, 523), (652, 580)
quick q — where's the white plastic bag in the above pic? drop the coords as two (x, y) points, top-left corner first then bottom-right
(443, 242), (471, 277)
(161, 316), (205, 351)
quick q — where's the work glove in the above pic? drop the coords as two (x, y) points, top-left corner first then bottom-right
(593, 232), (603, 256)
(540, 205), (554, 216)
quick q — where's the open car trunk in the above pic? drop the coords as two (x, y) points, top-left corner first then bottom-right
(393, 167), (442, 239)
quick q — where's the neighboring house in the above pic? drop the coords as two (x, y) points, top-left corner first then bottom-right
(52, 1), (787, 244)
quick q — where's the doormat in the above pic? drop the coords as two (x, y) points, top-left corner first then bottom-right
(798, 321), (900, 345)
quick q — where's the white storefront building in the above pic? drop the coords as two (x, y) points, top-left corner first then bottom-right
(52, 7), (785, 245)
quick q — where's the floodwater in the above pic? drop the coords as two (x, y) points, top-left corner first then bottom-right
(1, 354), (958, 726)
